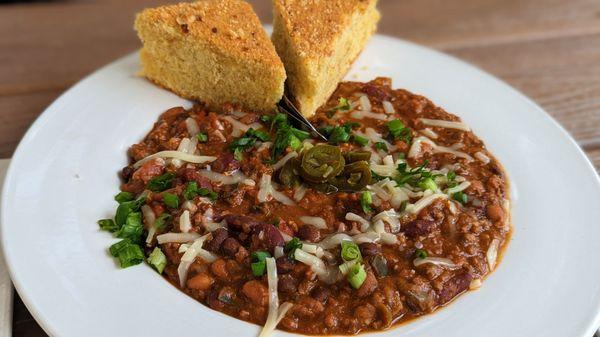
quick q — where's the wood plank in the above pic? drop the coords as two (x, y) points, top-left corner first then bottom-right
(0, 90), (62, 158)
(378, 0), (600, 49)
(586, 148), (600, 171)
(448, 33), (600, 145)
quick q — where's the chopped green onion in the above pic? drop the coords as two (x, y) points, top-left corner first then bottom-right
(341, 240), (362, 262)
(154, 213), (171, 230)
(246, 128), (270, 142)
(196, 132), (208, 142)
(330, 97), (351, 112)
(163, 193), (179, 209)
(374, 142), (388, 152)
(347, 263), (367, 289)
(418, 177), (438, 191)
(98, 219), (118, 232)
(386, 119), (412, 143)
(338, 259), (358, 275)
(116, 212), (143, 243)
(452, 191), (468, 204)
(414, 248), (428, 259)
(147, 247), (167, 274)
(183, 182), (199, 200)
(115, 194), (146, 227)
(352, 135), (369, 146)
(109, 239), (144, 268)
(114, 191), (134, 203)
(328, 126), (351, 144)
(250, 251), (271, 277)
(147, 172), (176, 192)
(270, 115), (310, 159)
(447, 170), (456, 181)
(284, 237), (303, 258)
(359, 191), (372, 214)
(399, 200), (408, 212)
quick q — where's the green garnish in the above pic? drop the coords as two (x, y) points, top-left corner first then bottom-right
(147, 247), (167, 274)
(115, 212), (143, 243)
(399, 200), (408, 212)
(447, 170), (456, 181)
(374, 141), (388, 152)
(452, 191), (468, 204)
(250, 251), (271, 277)
(386, 119), (412, 143)
(114, 191), (134, 204)
(395, 160), (441, 188)
(260, 112), (310, 159)
(196, 132), (208, 143)
(414, 248), (428, 259)
(115, 193), (147, 227)
(284, 237), (303, 258)
(359, 191), (372, 214)
(418, 177), (438, 192)
(98, 219), (118, 232)
(183, 181), (218, 201)
(341, 240), (362, 262)
(109, 239), (145, 268)
(328, 126), (351, 144)
(163, 193), (179, 209)
(352, 135), (369, 146)
(229, 127), (272, 160)
(154, 213), (171, 230)
(347, 263), (367, 289)
(330, 97), (351, 112)
(147, 172), (176, 192)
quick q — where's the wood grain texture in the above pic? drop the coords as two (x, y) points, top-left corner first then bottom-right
(1, 1), (599, 336)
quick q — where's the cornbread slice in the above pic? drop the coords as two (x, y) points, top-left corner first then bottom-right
(272, 0), (380, 117)
(134, 0), (286, 112)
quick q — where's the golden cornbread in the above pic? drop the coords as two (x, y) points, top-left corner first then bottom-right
(272, 0), (380, 117)
(134, 0), (286, 112)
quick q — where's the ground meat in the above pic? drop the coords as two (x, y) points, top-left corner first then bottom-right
(203, 228), (229, 253)
(211, 152), (240, 174)
(276, 256), (295, 274)
(402, 219), (437, 238)
(278, 274), (298, 294)
(221, 237), (242, 257)
(296, 225), (321, 243)
(354, 303), (377, 326)
(486, 204), (504, 222)
(223, 214), (260, 233)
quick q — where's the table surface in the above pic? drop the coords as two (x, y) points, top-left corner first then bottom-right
(2, 0), (599, 335)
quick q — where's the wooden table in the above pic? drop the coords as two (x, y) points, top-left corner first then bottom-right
(2, 0), (599, 335)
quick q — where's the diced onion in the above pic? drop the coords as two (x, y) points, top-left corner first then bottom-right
(156, 232), (200, 244)
(133, 151), (216, 169)
(420, 118), (471, 131)
(487, 239), (500, 270)
(185, 117), (200, 136)
(179, 210), (192, 233)
(413, 256), (459, 269)
(299, 216), (327, 229)
(271, 152), (298, 171)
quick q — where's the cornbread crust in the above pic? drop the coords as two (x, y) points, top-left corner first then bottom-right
(272, 0), (380, 117)
(134, 0), (286, 112)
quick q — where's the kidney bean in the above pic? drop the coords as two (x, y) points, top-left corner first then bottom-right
(203, 228), (229, 253)
(360, 242), (381, 257)
(278, 274), (298, 294)
(211, 152), (240, 174)
(251, 223), (284, 252)
(311, 286), (330, 304)
(437, 271), (472, 305)
(276, 256), (295, 274)
(402, 219), (436, 238)
(221, 237), (241, 257)
(223, 214), (261, 233)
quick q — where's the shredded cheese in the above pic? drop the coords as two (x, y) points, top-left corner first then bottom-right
(446, 181), (471, 194)
(420, 118), (471, 131)
(257, 174), (295, 205)
(299, 216), (327, 229)
(156, 232), (200, 244)
(179, 210), (192, 233)
(177, 234), (215, 287)
(345, 213), (371, 232)
(408, 136), (474, 161)
(359, 95), (372, 111)
(475, 151), (491, 164)
(259, 257), (292, 337)
(420, 128), (438, 139)
(271, 152), (298, 171)
(141, 205), (156, 245)
(487, 239), (500, 270)
(406, 193), (448, 214)
(382, 100), (395, 114)
(221, 115), (262, 137)
(413, 256), (459, 269)
(199, 170), (253, 185)
(133, 151), (216, 169)
(185, 117), (200, 136)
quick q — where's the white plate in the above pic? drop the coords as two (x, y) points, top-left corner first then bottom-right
(2, 34), (600, 337)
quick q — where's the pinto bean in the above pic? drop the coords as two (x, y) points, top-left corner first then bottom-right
(359, 242), (381, 257)
(437, 271), (472, 305)
(203, 228), (229, 253)
(211, 152), (240, 174)
(242, 280), (269, 306)
(402, 219), (436, 238)
(296, 225), (321, 243)
(354, 303), (376, 326)
(223, 214), (261, 233)
(311, 286), (330, 304)
(210, 259), (228, 280)
(120, 166), (134, 181)
(486, 204), (504, 222)
(276, 256), (295, 274)
(186, 272), (214, 290)
(357, 271), (378, 298)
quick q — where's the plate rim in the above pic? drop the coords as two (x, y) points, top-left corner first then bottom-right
(2, 33), (600, 336)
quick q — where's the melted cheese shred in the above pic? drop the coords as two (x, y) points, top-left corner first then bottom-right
(408, 136), (474, 162)
(221, 115), (262, 137)
(133, 151), (216, 169)
(177, 234), (216, 287)
(420, 118), (471, 131)
(259, 258), (293, 337)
